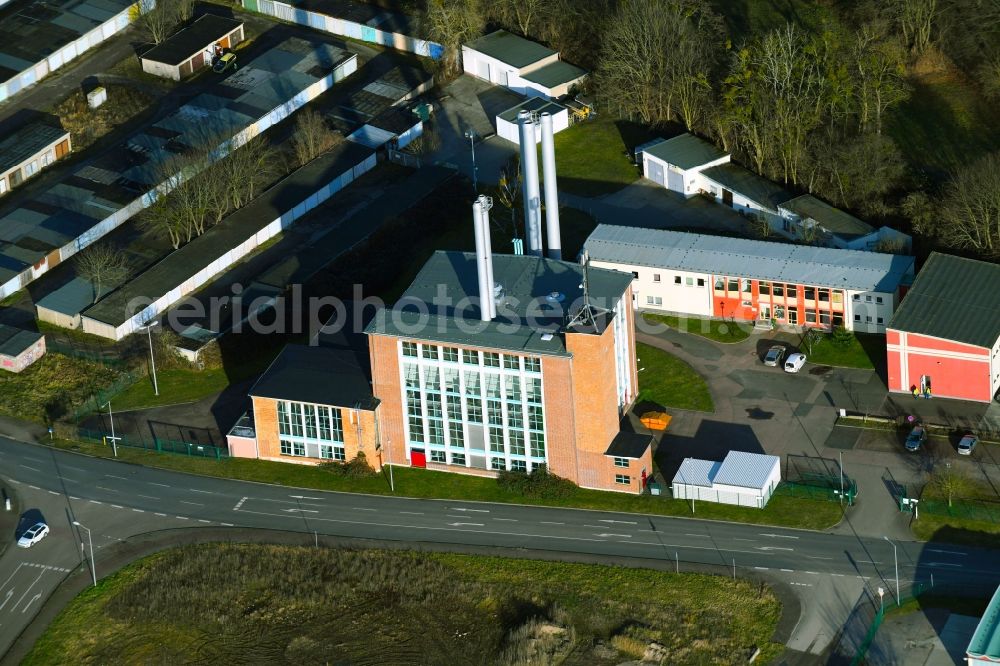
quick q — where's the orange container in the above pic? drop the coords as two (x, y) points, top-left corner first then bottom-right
(640, 412), (671, 431)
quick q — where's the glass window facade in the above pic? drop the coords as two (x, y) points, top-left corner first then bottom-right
(400, 340), (546, 473)
(277, 400), (345, 460)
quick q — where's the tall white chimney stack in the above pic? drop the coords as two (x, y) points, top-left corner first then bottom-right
(539, 112), (561, 260)
(472, 199), (493, 322)
(518, 110), (543, 257)
(477, 194), (496, 320)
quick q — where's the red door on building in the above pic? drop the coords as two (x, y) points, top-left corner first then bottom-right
(410, 449), (426, 468)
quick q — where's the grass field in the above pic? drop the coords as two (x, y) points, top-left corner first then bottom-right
(804, 332), (881, 369)
(642, 313), (751, 343)
(111, 368), (231, 411)
(550, 117), (650, 196)
(912, 478), (1000, 546)
(50, 436), (841, 528)
(0, 354), (122, 423)
(26, 545), (784, 665)
(636, 342), (714, 412)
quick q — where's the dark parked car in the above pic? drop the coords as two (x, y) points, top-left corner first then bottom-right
(905, 426), (927, 452)
(763, 345), (785, 367)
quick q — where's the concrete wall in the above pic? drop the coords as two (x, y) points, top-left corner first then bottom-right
(523, 73), (587, 100)
(0, 3), (139, 104)
(642, 152), (730, 197)
(246, 0), (443, 59)
(496, 107), (568, 145)
(0, 336), (45, 373)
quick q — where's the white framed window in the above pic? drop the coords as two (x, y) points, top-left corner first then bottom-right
(429, 450), (446, 463)
(646, 296), (654, 305)
(319, 444), (345, 461)
(402, 341), (417, 357)
(877, 317), (884, 325)
(450, 452), (466, 466)
(510, 460), (527, 472)
(613, 457), (629, 468)
(686, 277), (694, 286)
(653, 273), (661, 283)
(23, 160), (38, 177)
(853, 294), (860, 301)
(876, 296), (883, 304)
(865, 295), (872, 302)
(854, 314), (861, 322)
(615, 474), (631, 485)
(866, 316), (872, 323)
(653, 297), (662, 306)
(280, 439), (305, 457)
(674, 275), (681, 284)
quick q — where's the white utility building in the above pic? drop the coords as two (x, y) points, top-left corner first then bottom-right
(640, 133), (730, 196)
(496, 97), (568, 145)
(462, 30), (587, 100)
(672, 451), (782, 509)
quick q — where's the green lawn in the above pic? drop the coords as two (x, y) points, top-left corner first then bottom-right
(550, 117), (650, 196)
(50, 436), (840, 529)
(803, 331), (881, 369)
(26, 545), (784, 664)
(911, 477), (1000, 546)
(636, 342), (714, 412)
(111, 368), (231, 411)
(642, 313), (751, 343)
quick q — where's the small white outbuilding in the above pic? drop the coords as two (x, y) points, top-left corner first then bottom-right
(640, 133), (730, 197)
(496, 97), (569, 145)
(672, 451), (781, 509)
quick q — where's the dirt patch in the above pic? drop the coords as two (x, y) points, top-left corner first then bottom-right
(53, 84), (157, 152)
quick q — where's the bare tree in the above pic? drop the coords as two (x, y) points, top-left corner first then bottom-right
(426, 0), (486, 79)
(496, 158), (522, 240)
(597, 0), (723, 128)
(224, 135), (281, 209)
(890, 0), (940, 54)
(489, 0), (550, 37)
(928, 465), (971, 507)
(932, 152), (1000, 256)
(291, 110), (342, 167)
(852, 24), (910, 134)
(131, 0), (192, 44)
(75, 244), (131, 303)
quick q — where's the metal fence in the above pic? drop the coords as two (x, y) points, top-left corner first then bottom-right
(77, 428), (229, 460)
(70, 370), (144, 422)
(773, 481), (846, 503)
(919, 497), (1000, 524)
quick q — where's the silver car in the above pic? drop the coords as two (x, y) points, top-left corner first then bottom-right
(958, 434), (978, 456)
(17, 522), (49, 548)
(763, 345), (785, 367)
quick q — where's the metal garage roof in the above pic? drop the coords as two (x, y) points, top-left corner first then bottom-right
(968, 585), (1000, 660)
(700, 163), (792, 213)
(780, 194), (874, 237)
(712, 451), (780, 490)
(0, 123), (68, 174)
(642, 133), (728, 170)
(464, 30), (555, 69)
(584, 224), (915, 293)
(888, 252), (1000, 348)
(672, 458), (720, 487)
(0, 324), (41, 357)
(140, 15), (243, 67)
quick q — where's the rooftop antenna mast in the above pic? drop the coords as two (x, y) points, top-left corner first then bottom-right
(567, 250), (610, 330)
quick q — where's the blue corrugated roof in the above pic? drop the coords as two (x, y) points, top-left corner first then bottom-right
(585, 225), (914, 293)
(968, 585), (1000, 659)
(672, 458), (720, 487)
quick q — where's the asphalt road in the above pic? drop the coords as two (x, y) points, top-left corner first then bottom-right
(1, 435), (997, 661)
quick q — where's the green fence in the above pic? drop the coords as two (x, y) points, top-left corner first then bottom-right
(77, 428), (229, 460)
(71, 370), (144, 422)
(919, 498), (1000, 524)
(774, 480), (855, 504)
(850, 581), (935, 665)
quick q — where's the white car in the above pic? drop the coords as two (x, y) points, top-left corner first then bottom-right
(17, 522), (49, 548)
(784, 353), (807, 373)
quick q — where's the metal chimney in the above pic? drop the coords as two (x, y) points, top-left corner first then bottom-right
(518, 110), (542, 257)
(472, 199), (492, 322)
(477, 194), (497, 319)
(539, 112), (561, 260)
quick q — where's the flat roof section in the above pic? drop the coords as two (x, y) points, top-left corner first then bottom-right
(367, 250), (634, 355)
(0, 0), (134, 83)
(249, 344), (378, 410)
(643, 133), (728, 170)
(497, 96), (566, 124)
(968, 585), (1000, 660)
(140, 15), (243, 66)
(0, 323), (41, 357)
(521, 60), (587, 89)
(585, 224), (915, 294)
(781, 194), (874, 237)
(465, 30), (555, 69)
(605, 432), (653, 459)
(701, 163), (792, 213)
(0, 123), (68, 174)
(888, 252), (1000, 349)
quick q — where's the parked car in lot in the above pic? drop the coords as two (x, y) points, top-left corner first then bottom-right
(784, 353), (807, 373)
(17, 522), (49, 548)
(763, 345), (785, 367)
(905, 426), (927, 452)
(958, 433), (979, 455)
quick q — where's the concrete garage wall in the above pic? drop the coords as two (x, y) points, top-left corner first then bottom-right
(245, 0), (443, 59)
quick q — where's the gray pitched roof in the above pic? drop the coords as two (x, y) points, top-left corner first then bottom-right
(464, 30), (555, 69)
(780, 194), (874, 237)
(249, 344), (378, 409)
(584, 224), (914, 293)
(0, 324), (41, 357)
(888, 252), (1000, 348)
(366, 251), (634, 355)
(642, 133), (728, 170)
(712, 451), (780, 489)
(0, 123), (68, 174)
(701, 163), (792, 212)
(141, 15), (243, 66)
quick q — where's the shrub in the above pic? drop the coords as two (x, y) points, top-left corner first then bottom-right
(831, 326), (854, 349)
(320, 452), (376, 478)
(497, 466), (576, 499)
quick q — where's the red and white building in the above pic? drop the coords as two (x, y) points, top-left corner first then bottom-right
(887, 252), (1000, 403)
(584, 225), (915, 334)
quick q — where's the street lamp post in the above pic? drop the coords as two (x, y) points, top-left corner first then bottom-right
(73, 521), (96, 587)
(884, 536), (899, 606)
(464, 130), (478, 193)
(104, 400), (119, 457)
(139, 320), (159, 396)
(686, 458), (695, 514)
